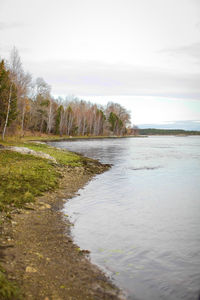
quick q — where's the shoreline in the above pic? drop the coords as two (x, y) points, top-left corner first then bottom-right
(43, 135), (145, 142)
(0, 142), (126, 299)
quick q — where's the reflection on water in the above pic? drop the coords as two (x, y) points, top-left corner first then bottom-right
(49, 136), (200, 300)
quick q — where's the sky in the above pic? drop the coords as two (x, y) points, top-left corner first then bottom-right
(0, 0), (200, 128)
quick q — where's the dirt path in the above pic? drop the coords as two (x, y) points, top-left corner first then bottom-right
(1, 163), (126, 300)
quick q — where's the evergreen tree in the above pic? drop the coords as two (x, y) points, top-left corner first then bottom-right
(0, 60), (17, 139)
(108, 112), (118, 133)
(55, 105), (63, 135)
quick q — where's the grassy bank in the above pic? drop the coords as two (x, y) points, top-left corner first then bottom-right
(0, 150), (59, 214)
(0, 137), (110, 214)
(0, 139), (96, 299)
(2, 133), (139, 144)
(0, 137), (113, 300)
(0, 142), (84, 214)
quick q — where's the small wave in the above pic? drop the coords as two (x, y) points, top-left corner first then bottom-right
(131, 166), (161, 171)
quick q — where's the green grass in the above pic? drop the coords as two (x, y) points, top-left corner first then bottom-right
(0, 146), (61, 299)
(0, 139), (86, 299)
(0, 150), (59, 213)
(0, 270), (21, 300)
(0, 139), (86, 213)
(1, 142), (82, 167)
(18, 143), (82, 166)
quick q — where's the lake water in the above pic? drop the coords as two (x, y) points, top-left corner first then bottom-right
(49, 136), (200, 300)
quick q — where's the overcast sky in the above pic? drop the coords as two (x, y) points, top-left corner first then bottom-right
(0, 0), (200, 126)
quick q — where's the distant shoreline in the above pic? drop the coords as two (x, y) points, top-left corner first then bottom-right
(138, 128), (200, 135)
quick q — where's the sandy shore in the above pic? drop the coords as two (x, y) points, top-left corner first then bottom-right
(0, 158), (126, 299)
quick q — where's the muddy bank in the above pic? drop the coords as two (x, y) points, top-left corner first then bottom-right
(0, 159), (126, 299)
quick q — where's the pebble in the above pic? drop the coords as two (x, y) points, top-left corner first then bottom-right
(11, 221), (17, 225)
(39, 203), (51, 210)
(25, 266), (37, 273)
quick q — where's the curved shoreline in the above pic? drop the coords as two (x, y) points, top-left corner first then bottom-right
(0, 145), (126, 299)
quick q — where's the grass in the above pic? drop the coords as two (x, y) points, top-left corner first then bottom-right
(0, 269), (21, 300)
(1, 133), (131, 144)
(0, 139), (85, 298)
(0, 136), (89, 213)
(1, 134), (69, 142)
(1, 142), (83, 167)
(16, 143), (82, 166)
(0, 139), (87, 213)
(0, 150), (59, 213)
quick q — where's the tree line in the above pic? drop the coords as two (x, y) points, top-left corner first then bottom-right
(0, 48), (137, 140)
(139, 128), (200, 135)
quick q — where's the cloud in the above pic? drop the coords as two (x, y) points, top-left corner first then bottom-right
(139, 120), (200, 131)
(26, 59), (200, 99)
(196, 22), (200, 30)
(160, 42), (200, 62)
(0, 22), (24, 31)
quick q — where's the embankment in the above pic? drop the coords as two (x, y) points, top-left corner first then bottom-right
(0, 141), (125, 300)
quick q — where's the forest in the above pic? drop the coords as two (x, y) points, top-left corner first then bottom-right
(139, 128), (200, 135)
(0, 48), (137, 140)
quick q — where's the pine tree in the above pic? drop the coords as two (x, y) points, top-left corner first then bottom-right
(55, 105), (63, 135)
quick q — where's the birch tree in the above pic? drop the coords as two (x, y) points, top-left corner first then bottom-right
(9, 47), (32, 135)
(32, 77), (51, 132)
(47, 98), (56, 133)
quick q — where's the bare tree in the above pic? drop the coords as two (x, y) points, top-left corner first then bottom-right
(9, 47), (32, 135)
(47, 98), (56, 133)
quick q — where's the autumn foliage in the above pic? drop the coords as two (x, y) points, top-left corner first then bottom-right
(0, 48), (135, 139)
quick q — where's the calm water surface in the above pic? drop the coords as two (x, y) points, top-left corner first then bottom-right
(49, 136), (200, 300)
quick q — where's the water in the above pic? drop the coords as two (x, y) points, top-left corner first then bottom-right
(49, 136), (200, 300)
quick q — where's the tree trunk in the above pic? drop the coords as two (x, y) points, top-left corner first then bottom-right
(40, 119), (44, 132)
(47, 100), (53, 133)
(21, 105), (25, 136)
(2, 83), (12, 140)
